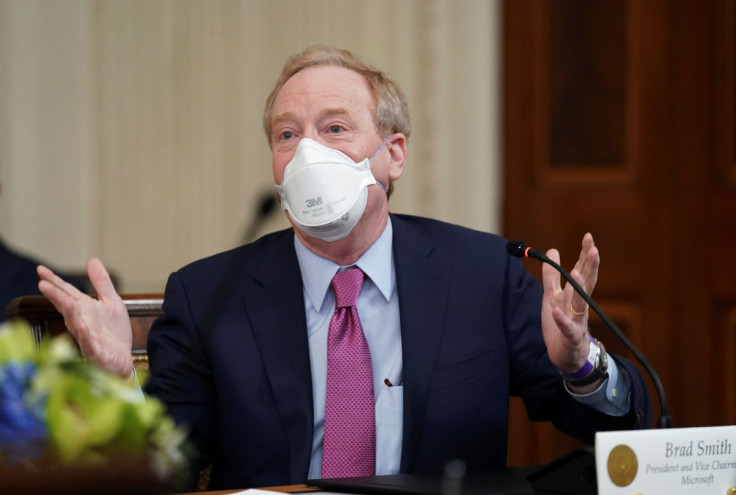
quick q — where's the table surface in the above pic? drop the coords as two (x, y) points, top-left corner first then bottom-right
(180, 485), (319, 494)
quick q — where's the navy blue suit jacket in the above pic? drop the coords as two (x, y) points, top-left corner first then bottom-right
(145, 214), (651, 490)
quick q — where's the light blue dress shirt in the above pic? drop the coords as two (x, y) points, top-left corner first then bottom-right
(293, 218), (629, 479)
(295, 220), (403, 479)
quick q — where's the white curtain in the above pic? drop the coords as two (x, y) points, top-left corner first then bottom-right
(0, 0), (499, 291)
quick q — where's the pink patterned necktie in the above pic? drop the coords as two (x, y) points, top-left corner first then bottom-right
(321, 268), (376, 479)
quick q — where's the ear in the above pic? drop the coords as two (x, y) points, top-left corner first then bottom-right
(386, 134), (408, 181)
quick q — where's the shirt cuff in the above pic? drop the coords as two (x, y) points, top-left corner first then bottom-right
(564, 356), (631, 416)
(129, 366), (146, 402)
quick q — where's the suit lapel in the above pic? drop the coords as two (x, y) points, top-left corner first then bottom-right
(391, 216), (450, 472)
(241, 231), (314, 483)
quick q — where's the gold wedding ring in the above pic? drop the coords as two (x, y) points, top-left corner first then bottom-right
(569, 303), (589, 317)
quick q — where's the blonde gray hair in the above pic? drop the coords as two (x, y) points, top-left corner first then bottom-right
(263, 45), (411, 144)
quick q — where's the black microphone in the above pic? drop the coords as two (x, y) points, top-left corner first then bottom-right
(506, 240), (672, 429)
(242, 190), (279, 243)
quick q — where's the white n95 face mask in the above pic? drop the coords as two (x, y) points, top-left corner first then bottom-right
(275, 138), (387, 242)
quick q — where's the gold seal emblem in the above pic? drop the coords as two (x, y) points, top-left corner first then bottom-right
(607, 444), (638, 487)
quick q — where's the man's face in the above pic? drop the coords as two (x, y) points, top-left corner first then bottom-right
(269, 65), (390, 187)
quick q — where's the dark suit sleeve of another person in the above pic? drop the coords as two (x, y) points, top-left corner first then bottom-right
(0, 240), (87, 322)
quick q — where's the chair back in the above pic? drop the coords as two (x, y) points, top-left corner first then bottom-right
(5, 294), (163, 370)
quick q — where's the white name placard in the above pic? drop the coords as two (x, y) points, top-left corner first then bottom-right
(596, 425), (736, 494)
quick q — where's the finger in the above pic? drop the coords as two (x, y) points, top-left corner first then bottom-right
(541, 248), (562, 295)
(569, 235), (599, 293)
(38, 279), (73, 312)
(582, 234), (599, 270)
(578, 240), (600, 297)
(572, 234), (593, 276)
(37, 279), (90, 341)
(36, 264), (55, 282)
(584, 245), (600, 295)
(37, 265), (84, 299)
(568, 268), (591, 316)
(87, 257), (119, 301)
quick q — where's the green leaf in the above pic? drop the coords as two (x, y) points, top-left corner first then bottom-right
(0, 320), (190, 481)
(0, 321), (36, 364)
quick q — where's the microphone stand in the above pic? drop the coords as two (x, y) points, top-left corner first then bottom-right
(242, 191), (279, 244)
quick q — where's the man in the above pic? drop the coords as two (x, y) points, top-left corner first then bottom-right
(37, 45), (651, 490)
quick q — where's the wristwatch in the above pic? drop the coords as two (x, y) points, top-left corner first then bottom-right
(560, 337), (609, 387)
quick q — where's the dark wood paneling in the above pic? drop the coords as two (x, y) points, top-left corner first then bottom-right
(711, 308), (736, 425)
(715, 305), (736, 425)
(504, 0), (736, 466)
(550, 0), (626, 165)
(716, 0), (736, 174)
(672, 0), (736, 429)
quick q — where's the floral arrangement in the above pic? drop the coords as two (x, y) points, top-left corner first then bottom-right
(0, 320), (188, 485)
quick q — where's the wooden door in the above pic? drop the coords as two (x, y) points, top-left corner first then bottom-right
(503, 0), (736, 465)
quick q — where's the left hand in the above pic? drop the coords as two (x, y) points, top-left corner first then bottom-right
(37, 258), (133, 379)
(541, 233), (598, 374)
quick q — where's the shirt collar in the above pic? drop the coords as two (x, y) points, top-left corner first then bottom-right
(294, 218), (395, 312)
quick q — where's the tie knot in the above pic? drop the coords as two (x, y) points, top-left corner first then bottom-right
(331, 268), (364, 308)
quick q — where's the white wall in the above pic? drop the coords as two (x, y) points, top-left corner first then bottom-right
(0, 0), (500, 292)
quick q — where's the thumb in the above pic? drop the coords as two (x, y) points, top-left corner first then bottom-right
(87, 257), (118, 300)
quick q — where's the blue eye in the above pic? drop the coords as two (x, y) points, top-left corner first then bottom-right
(328, 125), (343, 134)
(280, 131), (294, 140)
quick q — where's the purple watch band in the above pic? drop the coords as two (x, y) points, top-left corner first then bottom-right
(560, 336), (596, 380)
(561, 360), (594, 380)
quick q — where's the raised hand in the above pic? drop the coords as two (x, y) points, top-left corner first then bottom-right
(540, 233), (599, 379)
(37, 258), (133, 378)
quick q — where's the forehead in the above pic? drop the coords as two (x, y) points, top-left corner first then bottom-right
(271, 65), (375, 122)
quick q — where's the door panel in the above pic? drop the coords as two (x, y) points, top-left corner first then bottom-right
(503, 0), (736, 465)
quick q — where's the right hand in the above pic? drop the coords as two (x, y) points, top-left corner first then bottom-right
(37, 257), (133, 379)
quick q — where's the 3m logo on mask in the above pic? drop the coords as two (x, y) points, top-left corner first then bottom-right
(306, 197), (323, 208)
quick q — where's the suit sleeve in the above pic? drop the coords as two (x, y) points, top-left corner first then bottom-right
(144, 271), (215, 489)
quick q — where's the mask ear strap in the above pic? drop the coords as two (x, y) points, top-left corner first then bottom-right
(368, 134), (395, 192)
(368, 135), (395, 161)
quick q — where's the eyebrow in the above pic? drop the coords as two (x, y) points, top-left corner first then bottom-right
(270, 112), (297, 133)
(321, 107), (352, 119)
(271, 107), (354, 131)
